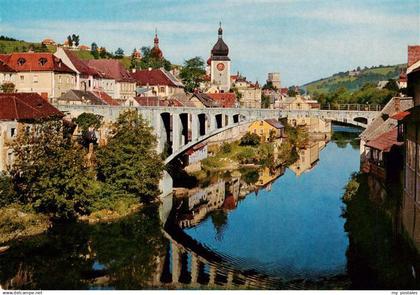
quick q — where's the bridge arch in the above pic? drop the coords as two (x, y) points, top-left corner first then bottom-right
(353, 116), (368, 125)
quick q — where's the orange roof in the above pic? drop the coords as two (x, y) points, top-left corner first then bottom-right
(78, 45), (90, 51)
(2, 52), (75, 73)
(207, 92), (236, 108)
(0, 93), (63, 121)
(92, 90), (120, 106)
(365, 128), (403, 152)
(390, 111), (410, 121)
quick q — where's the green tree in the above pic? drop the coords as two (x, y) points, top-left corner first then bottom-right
(72, 34), (80, 47)
(287, 86), (298, 97)
(384, 79), (399, 92)
(1, 82), (15, 93)
(99, 47), (107, 58)
(0, 173), (17, 207)
(67, 35), (73, 47)
(10, 120), (95, 220)
(240, 132), (261, 146)
(96, 110), (164, 203)
(179, 57), (206, 93)
(261, 94), (270, 108)
(139, 46), (171, 71)
(91, 42), (99, 59)
(262, 81), (277, 91)
(114, 48), (124, 59)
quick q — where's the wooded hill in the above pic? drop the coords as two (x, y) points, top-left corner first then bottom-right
(302, 64), (406, 94)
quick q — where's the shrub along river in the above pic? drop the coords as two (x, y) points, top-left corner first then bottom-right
(0, 125), (418, 289)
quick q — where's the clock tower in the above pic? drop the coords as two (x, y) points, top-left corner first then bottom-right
(210, 23), (231, 93)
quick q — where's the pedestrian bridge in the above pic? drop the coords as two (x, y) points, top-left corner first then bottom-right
(57, 105), (379, 164)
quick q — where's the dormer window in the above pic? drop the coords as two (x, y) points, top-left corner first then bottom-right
(38, 57), (48, 66)
(17, 58), (26, 66)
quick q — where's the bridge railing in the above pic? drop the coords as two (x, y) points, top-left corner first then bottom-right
(320, 103), (383, 111)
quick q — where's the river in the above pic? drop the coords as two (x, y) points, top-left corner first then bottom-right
(0, 125), (417, 289)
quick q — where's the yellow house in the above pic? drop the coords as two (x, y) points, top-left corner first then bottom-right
(248, 119), (285, 142)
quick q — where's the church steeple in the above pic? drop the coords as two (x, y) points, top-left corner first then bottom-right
(218, 21), (223, 38)
(211, 23), (229, 57)
(151, 29), (163, 59)
(154, 28), (159, 47)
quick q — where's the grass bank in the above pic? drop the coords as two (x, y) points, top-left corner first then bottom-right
(0, 204), (50, 245)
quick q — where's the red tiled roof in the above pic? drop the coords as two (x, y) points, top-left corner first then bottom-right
(280, 88), (288, 95)
(265, 119), (284, 129)
(92, 90), (120, 106)
(0, 60), (15, 72)
(0, 93), (63, 121)
(87, 59), (136, 82)
(131, 69), (183, 87)
(365, 128), (403, 152)
(207, 93), (236, 108)
(133, 96), (190, 107)
(390, 111), (410, 121)
(3, 53), (75, 73)
(63, 49), (98, 76)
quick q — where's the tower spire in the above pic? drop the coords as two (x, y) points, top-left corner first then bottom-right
(154, 28), (159, 47)
(218, 21), (223, 38)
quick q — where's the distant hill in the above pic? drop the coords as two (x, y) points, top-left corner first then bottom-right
(0, 38), (131, 69)
(0, 39), (56, 54)
(302, 64), (406, 94)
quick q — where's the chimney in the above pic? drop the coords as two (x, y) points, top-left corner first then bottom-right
(394, 96), (400, 113)
(408, 45), (420, 68)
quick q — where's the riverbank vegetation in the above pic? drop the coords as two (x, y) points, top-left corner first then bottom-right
(342, 173), (420, 289)
(0, 110), (163, 244)
(201, 124), (306, 172)
(0, 204), (166, 289)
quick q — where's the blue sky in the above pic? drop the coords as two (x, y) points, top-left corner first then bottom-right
(1, 0), (419, 86)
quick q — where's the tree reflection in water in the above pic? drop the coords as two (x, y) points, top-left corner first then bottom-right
(210, 210), (229, 241)
(0, 204), (166, 290)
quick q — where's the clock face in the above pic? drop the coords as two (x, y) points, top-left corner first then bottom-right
(216, 63), (225, 71)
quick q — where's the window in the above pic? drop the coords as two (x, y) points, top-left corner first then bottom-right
(17, 58), (26, 66)
(159, 86), (165, 93)
(33, 75), (38, 83)
(20, 75), (24, 81)
(38, 57), (48, 66)
(10, 128), (16, 137)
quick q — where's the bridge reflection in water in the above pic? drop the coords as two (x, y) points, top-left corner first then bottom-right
(157, 139), (328, 289)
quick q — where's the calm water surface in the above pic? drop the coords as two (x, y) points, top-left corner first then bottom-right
(184, 129), (360, 280)
(1, 126), (376, 290)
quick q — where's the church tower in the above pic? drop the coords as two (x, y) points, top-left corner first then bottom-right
(150, 29), (163, 59)
(210, 23), (231, 93)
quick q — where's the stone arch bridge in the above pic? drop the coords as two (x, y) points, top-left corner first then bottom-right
(57, 105), (379, 164)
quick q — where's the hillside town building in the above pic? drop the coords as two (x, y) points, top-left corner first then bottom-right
(54, 48), (114, 96)
(87, 59), (136, 100)
(131, 68), (184, 98)
(267, 72), (281, 89)
(0, 52), (76, 100)
(0, 93), (64, 172)
(231, 74), (261, 108)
